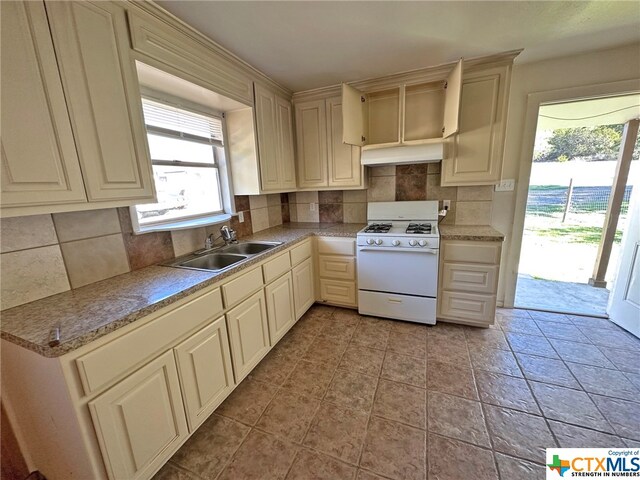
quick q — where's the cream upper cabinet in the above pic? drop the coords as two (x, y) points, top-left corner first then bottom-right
(46, 1), (154, 203)
(295, 97), (365, 190)
(342, 59), (463, 148)
(0, 1), (87, 208)
(89, 350), (188, 480)
(295, 99), (328, 188)
(441, 65), (510, 186)
(254, 84), (297, 192)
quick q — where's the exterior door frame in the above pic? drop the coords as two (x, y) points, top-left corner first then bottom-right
(502, 78), (640, 308)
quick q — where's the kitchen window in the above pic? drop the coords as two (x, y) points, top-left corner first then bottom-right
(132, 97), (231, 233)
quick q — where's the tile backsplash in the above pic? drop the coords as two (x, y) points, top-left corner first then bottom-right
(1, 162), (493, 309)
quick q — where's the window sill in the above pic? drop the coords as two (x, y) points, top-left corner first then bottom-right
(133, 212), (233, 234)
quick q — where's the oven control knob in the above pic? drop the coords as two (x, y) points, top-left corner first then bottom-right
(375, 238), (383, 245)
(366, 238), (375, 245)
(392, 240), (400, 246)
(419, 240), (428, 247)
(409, 239), (418, 246)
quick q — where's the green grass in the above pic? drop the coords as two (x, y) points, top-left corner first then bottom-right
(526, 225), (623, 244)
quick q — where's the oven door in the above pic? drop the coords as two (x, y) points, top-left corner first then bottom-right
(357, 246), (438, 297)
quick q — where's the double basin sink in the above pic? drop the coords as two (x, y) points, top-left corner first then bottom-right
(167, 241), (283, 272)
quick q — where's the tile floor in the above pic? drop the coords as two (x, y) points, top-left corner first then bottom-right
(154, 305), (640, 480)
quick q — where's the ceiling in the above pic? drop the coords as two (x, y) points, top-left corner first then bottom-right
(538, 94), (640, 130)
(157, 1), (640, 92)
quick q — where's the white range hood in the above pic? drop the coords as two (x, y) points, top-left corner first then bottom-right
(360, 143), (443, 166)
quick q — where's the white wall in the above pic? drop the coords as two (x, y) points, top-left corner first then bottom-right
(493, 42), (640, 305)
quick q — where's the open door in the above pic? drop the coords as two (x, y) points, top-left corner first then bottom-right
(442, 58), (463, 138)
(608, 183), (640, 338)
(342, 83), (368, 146)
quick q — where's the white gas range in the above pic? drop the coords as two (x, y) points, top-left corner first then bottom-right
(357, 201), (440, 325)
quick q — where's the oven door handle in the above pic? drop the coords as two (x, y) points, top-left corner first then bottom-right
(358, 247), (438, 254)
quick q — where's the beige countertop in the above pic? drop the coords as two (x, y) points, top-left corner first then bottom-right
(0, 223), (364, 358)
(439, 225), (505, 241)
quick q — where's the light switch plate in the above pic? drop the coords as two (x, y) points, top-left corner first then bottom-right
(495, 179), (516, 192)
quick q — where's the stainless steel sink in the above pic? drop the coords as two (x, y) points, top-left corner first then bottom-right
(166, 241), (282, 272)
(179, 253), (247, 271)
(221, 241), (281, 255)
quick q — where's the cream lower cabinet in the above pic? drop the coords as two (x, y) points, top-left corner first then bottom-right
(174, 317), (234, 431)
(265, 272), (296, 344)
(89, 350), (188, 480)
(226, 290), (271, 382)
(292, 257), (315, 319)
(317, 237), (357, 307)
(437, 240), (502, 326)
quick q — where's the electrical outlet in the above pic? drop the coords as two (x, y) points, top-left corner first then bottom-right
(495, 179), (516, 192)
(310, 202), (316, 212)
(443, 199), (451, 210)
(238, 211), (244, 223)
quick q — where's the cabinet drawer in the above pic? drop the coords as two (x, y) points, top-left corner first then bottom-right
(262, 251), (291, 283)
(319, 279), (357, 307)
(290, 239), (312, 266)
(441, 263), (498, 294)
(439, 290), (496, 325)
(76, 288), (223, 396)
(222, 266), (264, 308)
(318, 255), (355, 280)
(442, 241), (501, 265)
(317, 237), (355, 256)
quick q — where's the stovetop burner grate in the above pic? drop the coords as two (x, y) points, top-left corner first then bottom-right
(406, 223), (433, 234)
(364, 223), (392, 233)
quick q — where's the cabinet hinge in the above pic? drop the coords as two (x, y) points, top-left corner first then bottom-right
(444, 81), (448, 89)
(361, 96), (366, 103)
(442, 127), (445, 134)
(362, 136), (366, 142)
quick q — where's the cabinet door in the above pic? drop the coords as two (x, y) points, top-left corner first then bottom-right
(292, 257), (315, 319)
(342, 83), (369, 146)
(441, 67), (507, 186)
(226, 290), (270, 382)
(443, 59), (464, 138)
(254, 84), (281, 191)
(0, 2), (86, 208)
(89, 350), (188, 480)
(46, 1), (155, 202)
(174, 317), (235, 432)
(265, 272), (296, 344)
(327, 97), (363, 188)
(295, 99), (328, 188)
(276, 95), (297, 190)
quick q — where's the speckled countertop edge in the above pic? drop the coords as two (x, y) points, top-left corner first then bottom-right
(0, 223), (364, 358)
(439, 225), (505, 241)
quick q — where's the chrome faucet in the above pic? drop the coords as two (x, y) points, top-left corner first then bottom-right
(220, 225), (237, 244)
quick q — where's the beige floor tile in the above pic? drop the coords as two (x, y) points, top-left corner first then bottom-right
(590, 394), (640, 441)
(286, 449), (356, 480)
(567, 363), (640, 401)
(169, 414), (249, 478)
(307, 304), (336, 318)
(281, 360), (336, 399)
(373, 379), (426, 429)
(494, 453), (545, 480)
(426, 360), (478, 400)
(356, 470), (388, 480)
(331, 307), (363, 325)
(428, 434), (498, 480)
(549, 420), (626, 448)
(303, 335), (349, 366)
(387, 331), (426, 358)
(497, 315), (543, 336)
(569, 315), (619, 330)
(528, 311), (572, 324)
(289, 313), (326, 337)
(325, 369), (378, 412)
(256, 389), (320, 442)
(515, 353), (581, 389)
(427, 391), (490, 447)
(598, 347), (640, 374)
(360, 417), (426, 480)
(579, 326), (640, 351)
(469, 347), (523, 377)
(426, 323), (468, 341)
(218, 430), (297, 480)
(352, 323), (390, 350)
(505, 332), (559, 358)
(153, 462), (200, 480)
(216, 378), (278, 425)
(272, 330), (316, 358)
(534, 320), (591, 343)
(465, 328), (510, 351)
(529, 381), (612, 433)
(496, 308), (531, 318)
(475, 371), (540, 414)
(303, 402), (369, 464)
(319, 316), (358, 340)
(624, 371), (640, 390)
(390, 320), (428, 337)
(339, 344), (385, 377)
(427, 336), (470, 366)
(249, 350), (299, 386)
(484, 405), (556, 463)
(381, 352), (426, 388)
(549, 338), (614, 368)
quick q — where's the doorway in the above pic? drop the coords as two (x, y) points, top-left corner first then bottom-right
(514, 94), (639, 317)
